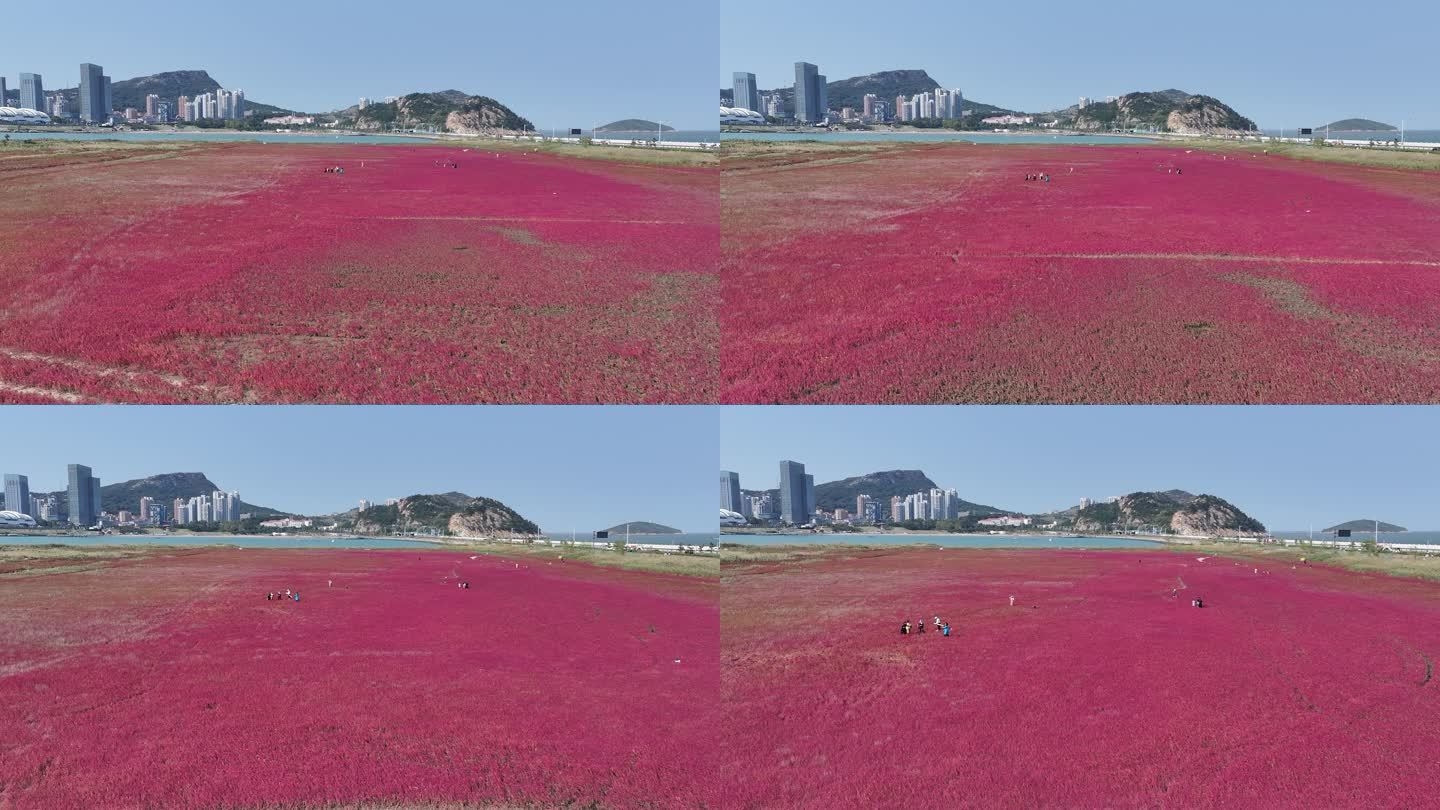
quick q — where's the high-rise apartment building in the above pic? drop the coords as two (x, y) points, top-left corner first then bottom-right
(0, 77), (8, 107)
(721, 471), (742, 513)
(779, 460), (808, 524)
(79, 63), (104, 122)
(67, 464), (98, 526)
(4, 474), (31, 517)
(732, 72), (759, 114)
(793, 62), (820, 123)
(19, 73), (44, 111)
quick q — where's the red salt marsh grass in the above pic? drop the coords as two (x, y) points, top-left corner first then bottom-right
(721, 143), (1440, 403)
(0, 547), (719, 808)
(721, 547), (1440, 808)
(0, 143), (716, 403)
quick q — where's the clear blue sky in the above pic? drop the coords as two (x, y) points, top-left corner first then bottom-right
(3, 1), (715, 130)
(721, 407), (1440, 530)
(1, 407), (717, 533)
(721, 0), (1440, 128)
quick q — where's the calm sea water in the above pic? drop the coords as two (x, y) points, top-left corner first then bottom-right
(1262, 128), (1440, 145)
(721, 131), (1153, 146)
(1, 534), (440, 549)
(725, 533), (1158, 549)
(1272, 530), (1440, 546)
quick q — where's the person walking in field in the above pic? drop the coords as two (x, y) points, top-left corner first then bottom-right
(917, 617), (926, 633)
(1009, 595), (1016, 607)
(942, 623), (951, 637)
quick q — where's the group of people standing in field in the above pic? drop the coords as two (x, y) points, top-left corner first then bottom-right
(1024, 172), (1050, 183)
(900, 615), (951, 637)
(266, 589), (300, 602)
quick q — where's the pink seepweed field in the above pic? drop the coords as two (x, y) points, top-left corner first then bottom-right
(722, 143), (1440, 403)
(721, 547), (1440, 807)
(0, 142), (716, 403)
(0, 547), (719, 808)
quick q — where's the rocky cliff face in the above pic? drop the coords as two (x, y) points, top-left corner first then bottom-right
(447, 509), (536, 539)
(1170, 495), (1266, 537)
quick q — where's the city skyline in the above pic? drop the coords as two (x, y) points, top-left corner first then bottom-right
(721, 407), (1440, 530)
(721, 0), (1440, 128)
(0, 407), (717, 532)
(4, 0), (715, 129)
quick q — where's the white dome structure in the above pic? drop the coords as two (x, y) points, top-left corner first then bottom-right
(0, 510), (37, 528)
(0, 107), (51, 124)
(720, 509), (746, 526)
(720, 106), (765, 125)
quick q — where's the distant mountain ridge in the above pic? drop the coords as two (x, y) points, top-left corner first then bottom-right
(52, 70), (291, 117)
(720, 72), (1253, 131)
(38, 472), (286, 518)
(721, 69), (1013, 118)
(809, 469), (1006, 516)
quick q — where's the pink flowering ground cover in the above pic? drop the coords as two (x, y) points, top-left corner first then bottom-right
(0, 143), (716, 403)
(722, 547), (1440, 808)
(722, 144), (1440, 403)
(0, 548), (719, 808)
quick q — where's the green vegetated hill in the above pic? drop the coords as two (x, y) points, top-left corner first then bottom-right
(1063, 90), (1256, 133)
(350, 492), (539, 537)
(597, 119), (673, 132)
(1074, 491), (1265, 536)
(39, 472), (286, 518)
(1317, 118), (1396, 132)
(346, 91), (533, 134)
(1323, 519), (1406, 532)
(603, 521), (681, 535)
(52, 70), (291, 118)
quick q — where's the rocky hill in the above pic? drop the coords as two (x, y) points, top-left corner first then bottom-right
(1064, 90), (1256, 133)
(347, 91), (532, 134)
(1323, 519), (1406, 532)
(1074, 490), (1264, 536)
(39, 472), (285, 518)
(603, 521), (681, 535)
(52, 70), (291, 118)
(351, 492), (539, 538)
